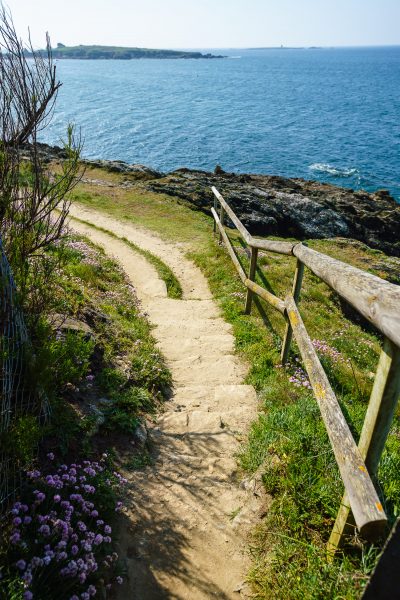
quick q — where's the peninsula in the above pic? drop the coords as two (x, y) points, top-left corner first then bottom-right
(41, 44), (225, 60)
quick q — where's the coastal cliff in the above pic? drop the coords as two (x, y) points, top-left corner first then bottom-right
(36, 143), (400, 258)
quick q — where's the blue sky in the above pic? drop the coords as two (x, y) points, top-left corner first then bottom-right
(7, 0), (400, 48)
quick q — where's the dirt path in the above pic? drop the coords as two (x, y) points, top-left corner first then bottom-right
(69, 205), (263, 600)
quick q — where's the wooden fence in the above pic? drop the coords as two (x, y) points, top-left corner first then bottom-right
(211, 186), (400, 553)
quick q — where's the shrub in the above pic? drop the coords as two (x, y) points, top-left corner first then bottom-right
(0, 455), (126, 599)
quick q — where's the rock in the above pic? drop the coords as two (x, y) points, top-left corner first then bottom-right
(133, 422), (148, 447)
(98, 397), (114, 406)
(82, 306), (112, 326)
(144, 170), (400, 257)
(28, 143), (400, 256)
(81, 159), (163, 180)
(51, 314), (94, 339)
(87, 404), (106, 433)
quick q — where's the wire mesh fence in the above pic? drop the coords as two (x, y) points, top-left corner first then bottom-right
(0, 235), (49, 508)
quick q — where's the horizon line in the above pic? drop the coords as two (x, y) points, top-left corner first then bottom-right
(48, 43), (400, 50)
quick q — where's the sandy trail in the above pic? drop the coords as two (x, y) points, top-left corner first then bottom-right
(69, 205), (262, 600)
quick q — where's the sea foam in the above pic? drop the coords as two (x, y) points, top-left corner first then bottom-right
(309, 163), (359, 178)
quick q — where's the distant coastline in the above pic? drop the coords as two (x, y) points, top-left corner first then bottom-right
(32, 44), (225, 60)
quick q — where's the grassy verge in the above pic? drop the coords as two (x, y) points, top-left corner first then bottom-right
(69, 170), (400, 598)
(45, 233), (171, 456)
(1, 227), (172, 598)
(71, 215), (183, 299)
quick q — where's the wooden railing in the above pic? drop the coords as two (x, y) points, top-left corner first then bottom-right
(211, 186), (400, 553)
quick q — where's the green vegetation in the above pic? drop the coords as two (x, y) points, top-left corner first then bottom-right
(43, 234), (171, 451)
(72, 216), (183, 298)
(71, 169), (400, 599)
(39, 44), (223, 60)
(1, 228), (172, 598)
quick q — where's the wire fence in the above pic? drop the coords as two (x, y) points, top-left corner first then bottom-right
(0, 235), (49, 508)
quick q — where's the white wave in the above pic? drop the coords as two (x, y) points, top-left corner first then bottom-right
(309, 163), (358, 177)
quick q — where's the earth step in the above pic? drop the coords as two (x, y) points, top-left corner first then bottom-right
(157, 408), (254, 433)
(151, 319), (233, 338)
(171, 384), (258, 407)
(156, 334), (234, 360)
(171, 356), (246, 385)
(147, 298), (220, 319)
(140, 279), (167, 298)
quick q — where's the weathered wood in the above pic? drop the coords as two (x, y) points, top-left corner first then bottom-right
(251, 238), (297, 255)
(211, 207), (247, 283)
(212, 186), (296, 255)
(245, 278), (286, 314)
(328, 338), (400, 554)
(212, 207), (285, 313)
(281, 259), (305, 364)
(212, 186), (252, 245)
(285, 295), (387, 540)
(245, 247), (258, 314)
(213, 193), (217, 233)
(218, 202), (225, 244)
(293, 244), (400, 349)
(362, 518), (400, 600)
(360, 338), (400, 474)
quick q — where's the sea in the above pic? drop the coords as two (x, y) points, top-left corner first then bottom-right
(41, 46), (400, 201)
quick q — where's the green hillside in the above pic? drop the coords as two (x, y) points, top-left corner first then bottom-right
(43, 43), (224, 60)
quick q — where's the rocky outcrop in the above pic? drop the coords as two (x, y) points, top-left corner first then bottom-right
(21, 143), (163, 181)
(145, 169), (400, 257)
(33, 143), (400, 256)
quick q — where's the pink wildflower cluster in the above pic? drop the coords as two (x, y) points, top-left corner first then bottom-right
(9, 455), (127, 599)
(312, 339), (349, 364)
(288, 364), (312, 390)
(66, 240), (100, 267)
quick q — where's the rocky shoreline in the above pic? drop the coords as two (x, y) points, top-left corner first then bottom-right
(36, 143), (400, 257)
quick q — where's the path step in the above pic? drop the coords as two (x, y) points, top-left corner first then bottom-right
(157, 407), (255, 434)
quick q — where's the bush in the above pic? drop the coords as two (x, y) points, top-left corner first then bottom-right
(0, 455), (126, 599)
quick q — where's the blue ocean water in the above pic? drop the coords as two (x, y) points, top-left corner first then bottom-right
(41, 47), (400, 201)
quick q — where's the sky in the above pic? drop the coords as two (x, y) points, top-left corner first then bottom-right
(5, 0), (400, 49)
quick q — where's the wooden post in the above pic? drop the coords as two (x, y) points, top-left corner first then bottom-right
(327, 337), (400, 556)
(244, 248), (258, 315)
(213, 194), (217, 233)
(281, 259), (305, 364)
(244, 247), (258, 314)
(218, 204), (225, 244)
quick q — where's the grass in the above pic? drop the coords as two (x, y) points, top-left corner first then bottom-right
(67, 169), (400, 599)
(39, 232), (172, 459)
(71, 215), (183, 298)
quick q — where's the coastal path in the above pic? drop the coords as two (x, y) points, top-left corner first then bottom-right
(69, 205), (263, 600)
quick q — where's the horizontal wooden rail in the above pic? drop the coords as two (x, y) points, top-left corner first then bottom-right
(212, 207), (285, 314)
(293, 244), (400, 349)
(211, 187), (400, 348)
(210, 186), (400, 548)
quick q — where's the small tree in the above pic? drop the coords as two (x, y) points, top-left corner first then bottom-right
(0, 2), (82, 318)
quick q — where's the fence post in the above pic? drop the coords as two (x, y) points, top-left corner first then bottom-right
(218, 204), (225, 244)
(244, 246), (258, 314)
(327, 337), (400, 557)
(213, 194), (217, 233)
(281, 259), (305, 364)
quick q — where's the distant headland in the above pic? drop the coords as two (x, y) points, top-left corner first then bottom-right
(34, 44), (225, 60)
